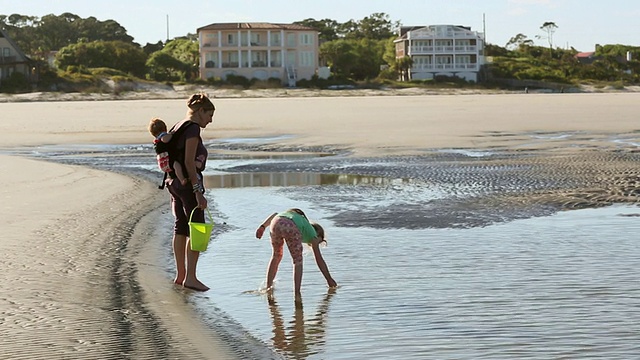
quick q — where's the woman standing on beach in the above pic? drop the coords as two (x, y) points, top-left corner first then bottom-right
(166, 93), (215, 291)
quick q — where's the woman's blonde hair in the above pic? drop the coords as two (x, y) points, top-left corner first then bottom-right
(187, 93), (215, 112)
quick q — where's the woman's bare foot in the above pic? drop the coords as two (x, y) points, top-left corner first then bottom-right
(183, 278), (209, 292)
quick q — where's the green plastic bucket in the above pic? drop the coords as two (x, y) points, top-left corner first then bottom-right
(189, 207), (214, 252)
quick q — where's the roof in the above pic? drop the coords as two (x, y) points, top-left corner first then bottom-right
(0, 28), (31, 62)
(197, 22), (315, 32)
(399, 24), (472, 36)
(575, 51), (595, 58)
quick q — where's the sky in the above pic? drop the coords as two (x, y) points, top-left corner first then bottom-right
(1, 0), (638, 52)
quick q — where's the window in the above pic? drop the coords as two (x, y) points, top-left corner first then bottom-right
(286, 33), (296, 47)
(270, 33), (281, 46)
(299, 51), (314, 67)
(3, 48), (10, 57)
(227, 34), (235, 45)
(205, 52), (218, 68)
(456, 55), (471, 64)
(203, 33), (217, 47)
(436, 56), (452, 64)
(299, 33), (313, 46)
(270, 50), (282, 67)
(250, 33), (261, 46)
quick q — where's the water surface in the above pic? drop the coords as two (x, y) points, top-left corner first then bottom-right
(189, 184), (640, 360)
(12, 142), (640, 359)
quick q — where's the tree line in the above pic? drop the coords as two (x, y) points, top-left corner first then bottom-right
(1, 12), (639, 92)
(1, 12), (400, 83)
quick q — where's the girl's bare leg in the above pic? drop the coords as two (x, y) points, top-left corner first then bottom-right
(266, 250), (283, 290)
(293, 262), (303, 301)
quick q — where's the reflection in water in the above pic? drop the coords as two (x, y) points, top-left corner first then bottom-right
(268, 288), (336, 359)
(205, 172), (408, 189)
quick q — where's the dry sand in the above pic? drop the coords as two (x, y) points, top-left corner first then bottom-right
(0, 91), (639, 358)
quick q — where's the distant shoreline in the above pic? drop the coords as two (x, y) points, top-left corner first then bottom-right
(1, 83), (639, 103)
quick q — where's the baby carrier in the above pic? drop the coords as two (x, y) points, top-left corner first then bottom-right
(154, 121), (199, 189)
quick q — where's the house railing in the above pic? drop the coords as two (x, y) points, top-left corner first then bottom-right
(410, 46), (477, 54)
(412, 63), (478, 71)
(0, 56), (18, 64)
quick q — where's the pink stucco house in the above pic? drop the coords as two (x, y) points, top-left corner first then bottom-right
(197, 22), (319, 86)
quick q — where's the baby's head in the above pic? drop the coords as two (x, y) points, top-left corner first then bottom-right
(148, 117), (167, 137)
(311, 222), (326, 245)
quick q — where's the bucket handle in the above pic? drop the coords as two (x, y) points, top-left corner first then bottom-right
(189, 207), (213, 225)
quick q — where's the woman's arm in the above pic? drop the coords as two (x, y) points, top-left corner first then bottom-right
(311, 240), (337, 287)
(256, 212), (278, 239)
(184, 136), (207, 209)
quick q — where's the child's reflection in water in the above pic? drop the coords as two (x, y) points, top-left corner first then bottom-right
(268, 288), (337, 358)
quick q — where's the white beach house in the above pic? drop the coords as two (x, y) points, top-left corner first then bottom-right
(395, 25), (485, 82)
(196, 22), (319, 86)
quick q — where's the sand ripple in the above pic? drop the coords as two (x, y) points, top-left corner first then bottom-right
(230, 149), (640, 229)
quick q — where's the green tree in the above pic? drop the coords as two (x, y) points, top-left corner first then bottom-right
(506, 33), (534, 50)
(293, 18), (340, 42)
(1, 12), (135, 58)
(75, 17), (134, 43)
(320, 37), (387, 80)
(396, 56), (414, 81)
(37, 13), (79, 52)
(536, 22), (558, 50)
(342, 13), (398, 40)
(56, 40), (147, 77)
(159, 38), (200, 80)
(351, 38), (387, 80)
(319, 39), (357, 78)
(0, 14), (41, 56)
(485, 43), (509, 57)
(143, 41), (165, 55)
(145, 52), (187, 81)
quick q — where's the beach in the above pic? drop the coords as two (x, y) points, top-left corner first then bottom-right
(0, 91), (639, 358)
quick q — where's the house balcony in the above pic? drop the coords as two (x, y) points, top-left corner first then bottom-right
(412, 63), (479, 71)
(0, 56), (18, 64)
(410, 45), (478, 54)
(202, 41), (281, 49)
(410, 31), (484, 40)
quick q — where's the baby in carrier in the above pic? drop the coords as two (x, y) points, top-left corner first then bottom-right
(148, 117), (203, 186)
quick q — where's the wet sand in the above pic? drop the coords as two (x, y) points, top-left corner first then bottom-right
(0, 92), (639, 358)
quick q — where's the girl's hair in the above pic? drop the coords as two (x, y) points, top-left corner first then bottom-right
(311, 222), (327, 245)
(187, 93), (215, 112)
(148, 117), (167, 137)
(287, 208), (307, 219)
